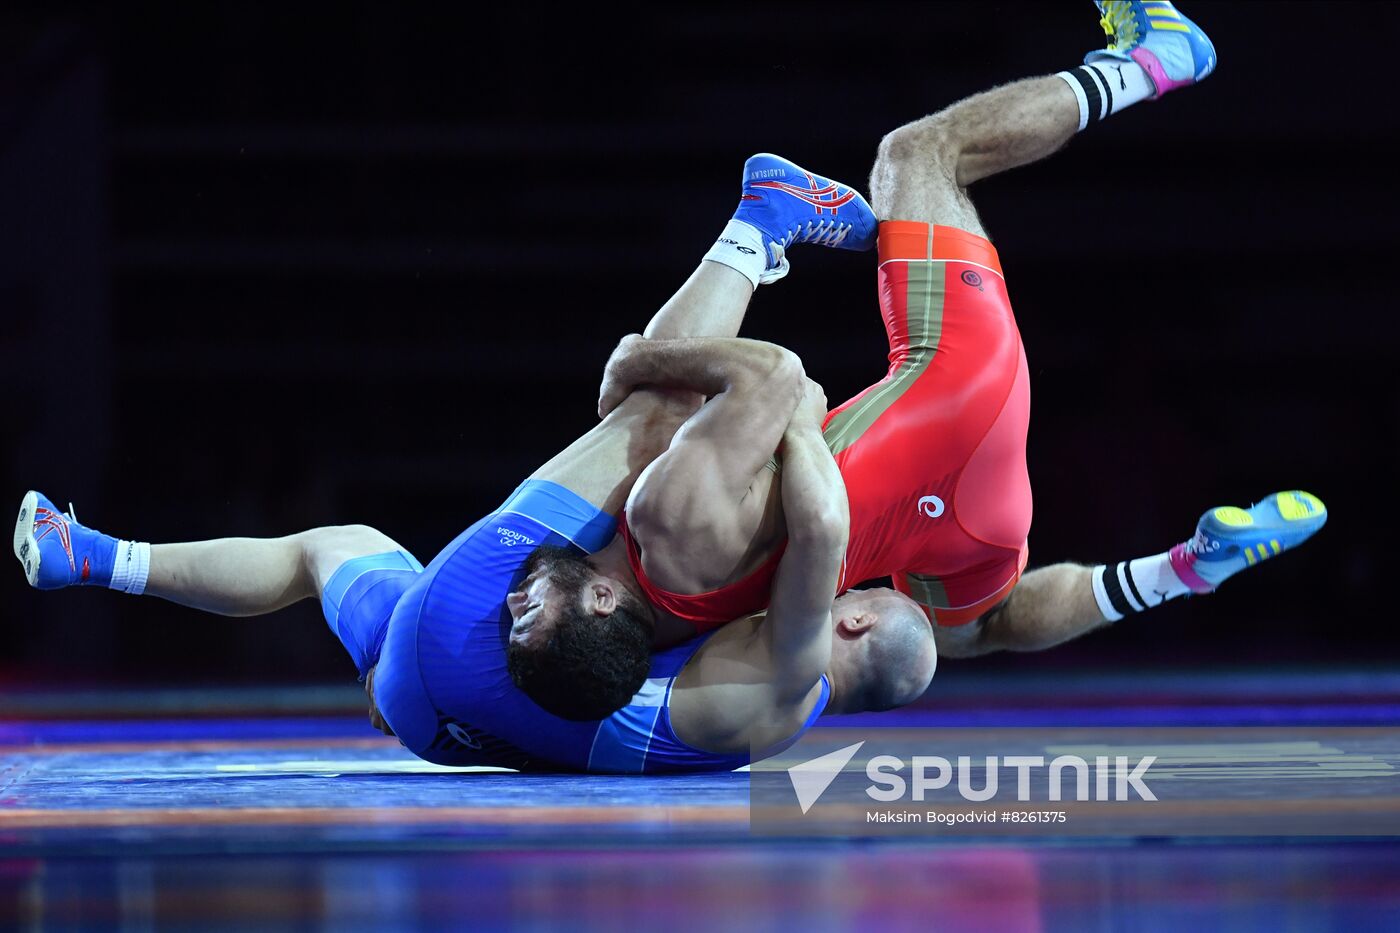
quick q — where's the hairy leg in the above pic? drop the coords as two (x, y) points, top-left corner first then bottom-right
(872, 77), (1086, 637)
(933, 564), (1106, 659)
(869, 76), (1080, 230)
(146, 525), (406, 617)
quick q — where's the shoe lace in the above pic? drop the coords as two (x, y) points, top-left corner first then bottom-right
(67, 502), (78, 523)
(783, 219), (852, 249)
(1099, 1), (1141, 52)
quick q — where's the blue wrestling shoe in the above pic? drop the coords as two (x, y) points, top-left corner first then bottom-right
(1086, 1), (1217, 96)
(734, 153), (877, 284)
(1169, 491), (1327, 593)
(13, 491), (118, 590)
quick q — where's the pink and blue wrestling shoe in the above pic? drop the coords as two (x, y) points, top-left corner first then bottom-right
(1087, 1), (1217, 96)
(734, 153), (877, 284)
(1170, 491), (1328, 593)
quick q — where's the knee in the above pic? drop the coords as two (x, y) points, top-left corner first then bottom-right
(931, 617), (989, 659)
(338, 523), (386, 542)
(873, 121), (960, 180)
(874, 126), (917, 172)
(298, 524), (397, 587)
(302, 524), (387, 552)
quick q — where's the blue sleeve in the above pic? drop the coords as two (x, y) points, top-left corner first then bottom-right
(495, 479), (617, 554)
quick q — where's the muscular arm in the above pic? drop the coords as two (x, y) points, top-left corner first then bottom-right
(759, 386), (849, 702)
(537, 335), (800, 521)
(669, 384), (849, 752)
(598, 334), (802, 417)
(618, 336), (807, 589)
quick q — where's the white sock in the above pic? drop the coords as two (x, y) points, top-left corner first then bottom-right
(109, 540), (151, 596)
(702, 219), (767, 290)
(1091, 552), (1192, 622)
(1055, 61), (1157, 132)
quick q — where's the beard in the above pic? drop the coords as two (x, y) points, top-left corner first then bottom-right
(522, 545), (655, 635)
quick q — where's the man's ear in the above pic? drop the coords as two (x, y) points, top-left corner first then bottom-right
(589, 581), (618, 618)
(836, 610), (877, 636)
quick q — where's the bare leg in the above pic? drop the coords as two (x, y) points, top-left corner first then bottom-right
(528, 261), (761, 514)
(869, 76), (1080, 230)
(643, 261), (754, 340)
(146, 525), (407, 617)
(154, 256), (759, 613)
(933, 564), (1106, 659)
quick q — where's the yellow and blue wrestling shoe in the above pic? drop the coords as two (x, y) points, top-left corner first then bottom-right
(735, 153), (877, 284)
(1169, 491), (1327, 593)
(13, 490), (118, 590)
(1086, 1), (1217, 96)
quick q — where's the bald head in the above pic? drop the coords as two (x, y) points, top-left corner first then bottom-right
(829, 588), (937, 713)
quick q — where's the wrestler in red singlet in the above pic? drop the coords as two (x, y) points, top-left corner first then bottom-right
(620, 220), (1032, 628)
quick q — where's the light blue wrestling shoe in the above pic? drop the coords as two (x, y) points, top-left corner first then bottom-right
(1086, 1), (1217, 97)
(734, 153), (877, 284)
(1169, 491), (1328, 593)
(13, 490), (118, 590)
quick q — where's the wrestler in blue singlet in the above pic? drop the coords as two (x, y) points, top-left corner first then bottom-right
(319, 479), (829, 773)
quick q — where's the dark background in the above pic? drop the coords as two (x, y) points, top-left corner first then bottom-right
(2, 2), (1394, 687)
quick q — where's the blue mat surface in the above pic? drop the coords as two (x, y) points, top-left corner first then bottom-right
(3, 669), (1400, 929)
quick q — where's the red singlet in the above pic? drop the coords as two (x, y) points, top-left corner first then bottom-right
(622, 221), (1032, 628)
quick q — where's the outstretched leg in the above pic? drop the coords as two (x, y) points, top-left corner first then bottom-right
(936, 491), (1328, 658)
(146, 525), (408, 617)
(14, 489), (412, 620)
(14, 489), (418, 692)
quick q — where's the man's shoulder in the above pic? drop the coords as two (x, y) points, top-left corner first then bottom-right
(494, 479), (618, 553)
(422, 510), (533, 577)
(426, 480), (618, 575)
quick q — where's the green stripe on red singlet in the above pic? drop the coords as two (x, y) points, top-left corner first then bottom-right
(823, 258), (947, 457)
(904, 571), (950, 611)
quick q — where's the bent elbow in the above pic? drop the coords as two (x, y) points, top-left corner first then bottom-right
(792, 506), (849, 555)
(738, 345), (804, 399)
(769, 348), (806, 398)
